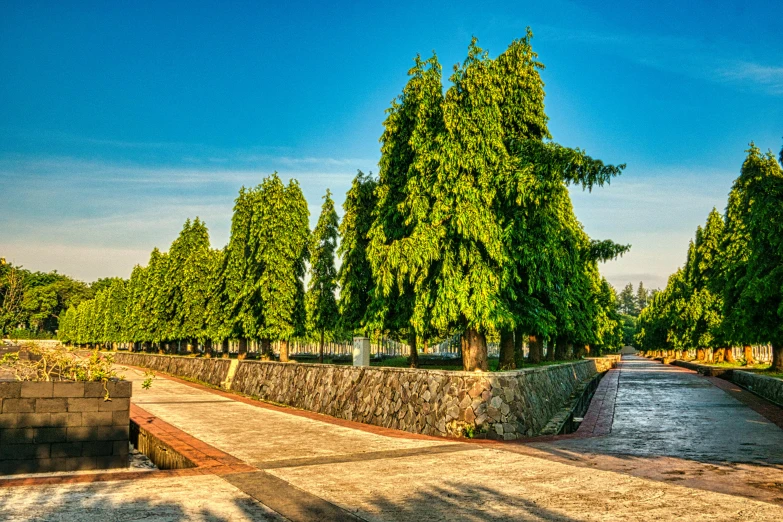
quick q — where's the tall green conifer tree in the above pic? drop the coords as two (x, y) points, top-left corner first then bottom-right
(337, 171), (378, 335)
(734, 145), (783, 370)
(307, 190), (340, 362)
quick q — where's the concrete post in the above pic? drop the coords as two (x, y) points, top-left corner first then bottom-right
(353, 337), (370, 367)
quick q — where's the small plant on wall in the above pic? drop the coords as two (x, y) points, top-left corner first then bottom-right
(0, 343), (151, 399)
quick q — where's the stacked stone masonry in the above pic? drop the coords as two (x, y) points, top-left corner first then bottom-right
(669, 359), (783, 408)
(0, 380), (131, 475)
(726, 370), (783, 407)
(114, 352), (617, 440)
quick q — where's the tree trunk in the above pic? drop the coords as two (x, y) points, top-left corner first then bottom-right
(546, 338), (556, 361)
(319, 330), (325, 364)
(772, 342), (783, 372)
(527, 335), (542, 364)
(513, 327), (526, 368)
(743, 345), (754, 365)
(565, 342), (574, 359)
(714, 347), (726, 363)
(696, 348), (705, 361)
(221, 339), (229, 355)
(724, 346), (735, 363)
(462, 328), (488, 371)
(279, 339), (289, 362)
(408, 334), (418, 368)
(238, 338), (247, 356)
(260, 338), (272, 360)
(554, 337), (567, 360)
(499, 329), (515, 370)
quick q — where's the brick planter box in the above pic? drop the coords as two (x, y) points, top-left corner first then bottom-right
(0, 380), (131, 475)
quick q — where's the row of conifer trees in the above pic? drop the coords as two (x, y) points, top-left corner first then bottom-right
(635, 144), (783, 371)
(60, 31), (631, 370)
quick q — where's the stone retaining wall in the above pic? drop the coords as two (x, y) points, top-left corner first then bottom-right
(0, 380), (130, 475)
(113, 353), (233, 388)
(729, 371), (783, 407)
(113, 352), (618, 440)
(669, 360), (783, 407)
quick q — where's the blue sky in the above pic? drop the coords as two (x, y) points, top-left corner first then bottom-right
(1, 0), (781, 289)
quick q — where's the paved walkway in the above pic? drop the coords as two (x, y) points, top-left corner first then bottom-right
(1, 356), (783, 521)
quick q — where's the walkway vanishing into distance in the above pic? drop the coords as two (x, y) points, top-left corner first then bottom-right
(1, 355), (782, 521)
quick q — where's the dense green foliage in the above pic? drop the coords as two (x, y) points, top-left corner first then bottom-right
(307, 190), (340, 356)
(58, 173), (310, 353)
(337, 171), (378, 334)
(636, 144), (783, 370)
(50, 32), (630, 370)
(0, 259), (92, 338)
(367, 32), (627, 369)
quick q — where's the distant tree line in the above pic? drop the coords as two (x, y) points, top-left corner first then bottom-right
(635, 143), (783, 371)
(0, 258), (111, 339)
(614, 281), (657, 346)
(58, 32), (631, 369)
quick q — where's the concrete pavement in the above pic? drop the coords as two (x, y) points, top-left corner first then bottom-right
(1, 355), (782, 521)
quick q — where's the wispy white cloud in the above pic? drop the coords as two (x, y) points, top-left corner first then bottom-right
(0, 152), (369, 280)
(571, 166), (735, 291)
(537, 25), (783, 96)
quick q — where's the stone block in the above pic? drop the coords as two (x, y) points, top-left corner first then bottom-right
(35, 398), (68, 413)
(15, 413), (52, 428)
(99, 425), (129, 441)
(0, 443), (49, 460)
(66, 456), (98, 471)
(83, 382), (107, 398)
(0, 428), (35, 444)
(113, 440), (129, 456)
(98, 397), (130, 412)
(353, 337), (370, 367)
(67, 398), (101, 412)
(51, 442), (83, 458)
(0, 459), (37, 474)
(107, 380), (132, 398)
(82, 411), (114, 426)
(50, 412), (83, 427)
(0, 413), (18, 428)
(0, 382), (22, 398)
(2, 398), (36, 413)
(96, 455), (128, 470)
(34, 427), (68, 443)
(82, 440), (113, 457)
(52, 382), (85, 398)
(20, 381), (53, 398)
(35, 458), (69, 472)
(67, 426), (98, 442)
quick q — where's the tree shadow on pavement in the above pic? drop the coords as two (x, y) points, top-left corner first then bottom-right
(0, 475), (282, 521)
(358, 481), (582, 521)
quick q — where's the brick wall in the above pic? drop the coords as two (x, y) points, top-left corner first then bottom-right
(0, 380), (131, 475)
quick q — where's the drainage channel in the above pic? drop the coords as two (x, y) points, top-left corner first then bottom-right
(129, 420), (196, 470)
(539, 372), (604, 436)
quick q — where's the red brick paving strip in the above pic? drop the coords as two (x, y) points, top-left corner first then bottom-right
(706, 375), (783, 430)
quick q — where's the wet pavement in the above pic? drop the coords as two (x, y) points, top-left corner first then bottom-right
(545, 355), (783, 465)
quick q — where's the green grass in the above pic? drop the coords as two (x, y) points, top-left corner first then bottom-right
(708, 361), (771, 370)
(688, 360), (783, 380)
